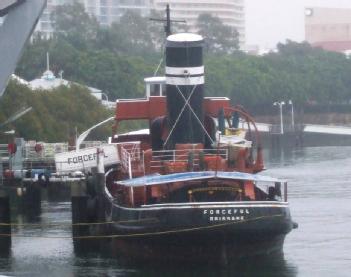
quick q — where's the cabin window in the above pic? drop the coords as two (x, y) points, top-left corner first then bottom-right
(255, 182), (283, 201)
(161, 83), (166, 96)
(150, 84), (161, 96)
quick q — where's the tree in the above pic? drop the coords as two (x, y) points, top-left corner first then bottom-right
(196, 13), (239, 54)
(119, 11), (155, 52)
(51, 2), (99, 49)
(0, 81), (112, 142)
(16, 3), (351, 119)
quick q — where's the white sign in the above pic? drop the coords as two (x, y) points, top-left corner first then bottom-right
(203, 208), (250, 222)
(55, 144), (120, 174)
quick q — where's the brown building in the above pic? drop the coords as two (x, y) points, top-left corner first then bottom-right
(305, 7), (351, 53)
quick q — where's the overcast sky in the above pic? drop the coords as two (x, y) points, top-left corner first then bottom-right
(246, 0), (351, 48)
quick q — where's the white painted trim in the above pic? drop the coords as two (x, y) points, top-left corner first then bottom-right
(167, 33), (203, 42)
(166, 76), (204, 86)
(166, 66), (204, 76)
(114, 201), (289, 211)
(141, 201), (288, 208)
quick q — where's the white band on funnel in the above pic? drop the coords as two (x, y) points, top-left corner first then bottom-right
(166, 76), (205, 86)
(166, 66), (204, 76)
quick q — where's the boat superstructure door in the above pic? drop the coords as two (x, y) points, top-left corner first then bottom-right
(144, 77), (166, 98)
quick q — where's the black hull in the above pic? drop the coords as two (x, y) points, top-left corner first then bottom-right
(112, 229), (287, 264)
(102, 193), (293, 263)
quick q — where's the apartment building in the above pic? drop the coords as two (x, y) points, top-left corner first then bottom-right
(36, 0), (151, 37)
(83, 0), (151, 26)
(35, 0), (245, 48)
(35, 0), (70, 38)
(152, 0), (246, 47)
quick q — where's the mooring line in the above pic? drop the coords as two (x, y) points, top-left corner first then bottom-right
(0, 218), (158, 227)
(0, 214), (285, 240)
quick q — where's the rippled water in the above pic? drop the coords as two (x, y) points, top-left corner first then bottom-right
(265, 146), (351, 277)
(0, 146), (350, 276)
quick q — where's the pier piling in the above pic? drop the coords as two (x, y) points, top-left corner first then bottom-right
(0, 188), (11, 255)
(23, 182), (41, 216)
(71, 180), (89, 253)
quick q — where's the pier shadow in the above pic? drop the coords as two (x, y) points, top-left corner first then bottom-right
(0, 254), (13, 275)
(46, 182), (71, 202)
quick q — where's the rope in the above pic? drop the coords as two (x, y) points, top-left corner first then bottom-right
(174, 85), (214, 144)
(0, 214), (284, 240)
(153, 42), (165, 76)
(153, 56), (164, 77)
(163, 83), (198, 146)
(0, 218), (157, 227)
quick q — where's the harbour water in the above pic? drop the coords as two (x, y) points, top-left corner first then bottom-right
(0, 146), (350, 276)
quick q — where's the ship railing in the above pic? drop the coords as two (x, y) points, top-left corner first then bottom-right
(23, 142), (69, 160)
(1, 141), (105, 162)
(149, 148), (228, 171)
(0, 144), (8, 155)
(119, 142), (143, 179)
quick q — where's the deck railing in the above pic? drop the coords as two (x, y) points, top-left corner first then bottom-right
(119, 143), (229, 178)
(149, 148), (228, 173)
(119, 142), (142, 179)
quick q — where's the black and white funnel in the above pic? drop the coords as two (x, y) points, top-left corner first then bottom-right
(165, 33), (205, 148)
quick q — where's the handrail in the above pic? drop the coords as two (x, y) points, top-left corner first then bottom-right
(223, 106), (264, 172)
(223, 106), (262, 147)
(148, 148), (228, 170)
(120, 142), (143, 179)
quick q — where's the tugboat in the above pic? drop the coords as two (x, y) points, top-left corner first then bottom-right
(87, 33), (296, 263)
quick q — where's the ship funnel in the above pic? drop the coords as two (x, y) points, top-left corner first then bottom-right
(164, 33), (205, 148)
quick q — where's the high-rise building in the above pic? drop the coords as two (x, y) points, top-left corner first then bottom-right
(35, 0), (245, 48)
(82, 0), (151, 26)
(305, 7), (351, 53)
(35, 0), (152, 37)
(35, 0), (71, 38)
(151, 0), (246, 48)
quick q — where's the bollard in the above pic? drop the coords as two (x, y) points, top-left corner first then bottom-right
(0, 189), (11, 255)
(71, 180), (89, 254)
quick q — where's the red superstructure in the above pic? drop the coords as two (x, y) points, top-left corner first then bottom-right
(112, 93), (264, 179)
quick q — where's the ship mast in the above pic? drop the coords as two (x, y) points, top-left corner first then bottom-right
(150, 4), (186, 37)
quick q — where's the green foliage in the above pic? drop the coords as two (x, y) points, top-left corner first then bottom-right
(10, 3), (351, 144)
(51, 2), (99, 50)
(196, 13), (239, 54)
(205, 41), (351, 110)
(0, 81), (112, 142)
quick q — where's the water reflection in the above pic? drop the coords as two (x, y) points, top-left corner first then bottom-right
(125, 252), (297, 277)
(2, 146), (351, 276)
(66, 249), (298, 277)
(7, 184), (42, 220)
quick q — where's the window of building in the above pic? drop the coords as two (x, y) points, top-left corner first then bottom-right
(100, 7), (108, 15)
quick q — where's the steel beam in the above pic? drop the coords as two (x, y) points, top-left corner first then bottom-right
(0, 0), (47, 97)
(0, 0), (25, 16)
